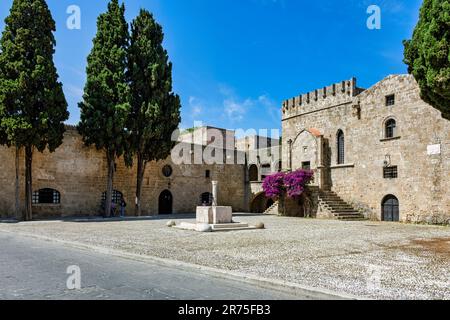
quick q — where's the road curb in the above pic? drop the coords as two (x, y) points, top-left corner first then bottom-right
(0, 230), (363, 300)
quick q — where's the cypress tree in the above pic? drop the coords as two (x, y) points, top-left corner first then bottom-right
(127, 9), (181, 216)
(404, 0), (450, 120)
(78, 0), (130, 217)
(0, 0), (69, 221)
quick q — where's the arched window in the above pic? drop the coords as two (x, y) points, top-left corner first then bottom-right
(162, 165), (173, 177)
(337, 130), (345, 165)
(102, 190), (123, 204)
(32, 188), (60, 204)
(385, 119), (397, 138)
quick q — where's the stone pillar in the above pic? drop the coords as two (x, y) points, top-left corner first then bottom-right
(287, 139), (293, 172)
(212, 181), (218, 207)
(316, 135), (325, 189)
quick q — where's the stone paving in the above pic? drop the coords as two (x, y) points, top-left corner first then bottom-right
(0, 214), (449, 300)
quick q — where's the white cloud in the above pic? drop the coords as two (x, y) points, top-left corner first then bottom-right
(189, 96), (203, 117)
(64, 84), (83, 100)
(224, 98), (253, 122)
(219, 86), (281, 123)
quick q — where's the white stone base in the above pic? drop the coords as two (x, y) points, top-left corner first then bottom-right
(174, 221), (257, 233)
(196, 206), (233, 224)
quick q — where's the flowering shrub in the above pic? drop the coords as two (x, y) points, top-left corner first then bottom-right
(262, 170), (314, 199)
(284, 170), (314, 198)
(262, 172), (285, 198)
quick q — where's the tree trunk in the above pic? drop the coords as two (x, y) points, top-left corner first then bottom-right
(278, 194), (286, 217)
(24, 146), (33, 221)
(105, 152), (115, 218)
(15, 147), (20, 220)
(135, 153), (146, 217)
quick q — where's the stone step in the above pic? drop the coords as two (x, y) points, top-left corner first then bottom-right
(322, 202), (353, 207)
(334, 212), (364, 217)
(211, 223), (249, 230)
(264, 201), (279, 215)
(336, 215), (367, 221)
(321, 204), (350, 208)
(334, 212), (362, 216)
(212, 227), (258, 232)
(329, 208), (359, 212)
(320, 198), (344, 202)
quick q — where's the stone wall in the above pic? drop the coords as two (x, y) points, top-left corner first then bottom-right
(282, 75), (450, 223)
(0, 128), (247, 218)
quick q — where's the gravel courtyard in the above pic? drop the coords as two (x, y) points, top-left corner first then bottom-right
(1, 214), (449, 300)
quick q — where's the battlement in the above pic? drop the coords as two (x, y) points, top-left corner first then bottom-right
(282, 78), (365, 119)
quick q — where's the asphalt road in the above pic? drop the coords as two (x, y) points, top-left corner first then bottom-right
(0, 232), (333, 300)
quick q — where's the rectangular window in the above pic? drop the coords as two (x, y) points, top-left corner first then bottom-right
(383, 166), (398, 179)
(33, 189), (60, 204)
(302, 162), (311, 170)
(261, 164), (271, 177)
(205, 170), (210, 178)
(386, 94), (395, 106)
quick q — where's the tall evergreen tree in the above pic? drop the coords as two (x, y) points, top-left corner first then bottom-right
(0, 0), (68, 221)
(404, 0), (450, 120)
(127, 10), (181, 216)
(78, 0), (130, 217)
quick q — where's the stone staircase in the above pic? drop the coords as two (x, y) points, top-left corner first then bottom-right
(318, 190), (366, 221)
(264, 201), (279, 215)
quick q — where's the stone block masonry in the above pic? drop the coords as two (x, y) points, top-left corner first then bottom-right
(282, 75), (450, 223)
(0, 127), (247, 218)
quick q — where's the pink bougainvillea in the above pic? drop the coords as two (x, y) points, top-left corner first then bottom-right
(262, 170), (314, 199)
(262, 172), (285, 198)
(284, 170), (314, 198)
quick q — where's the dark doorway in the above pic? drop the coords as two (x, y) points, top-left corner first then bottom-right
(200, 192), (213, 206)
(249, 165), (258, 182)
(382, 195), (399, 222)
(302, 161), (311, 170)
(266, 199), (274, 210)
(159, 190), (173, 215)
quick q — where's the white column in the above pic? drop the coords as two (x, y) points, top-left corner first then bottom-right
(212, 181), (218, 207)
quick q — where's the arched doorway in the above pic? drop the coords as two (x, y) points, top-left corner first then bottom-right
(249, 165), (258, 182)
(382, 195), (399, 222)
(159, 190), (173, 215)
(250, 193), (273, 213)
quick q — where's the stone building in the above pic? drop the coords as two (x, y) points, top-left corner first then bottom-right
(0, 126), (249, 218)
(281, 74), (449, 223)
(1, 74), (447, 223)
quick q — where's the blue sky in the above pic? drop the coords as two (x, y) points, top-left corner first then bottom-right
(0, 0), (422, 131)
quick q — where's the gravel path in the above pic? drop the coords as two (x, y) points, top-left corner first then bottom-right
(1, 214), (449, 300)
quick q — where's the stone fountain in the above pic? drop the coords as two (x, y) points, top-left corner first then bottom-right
(174, 181), (259, 232)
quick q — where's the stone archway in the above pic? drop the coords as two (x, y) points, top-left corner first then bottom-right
(288, 128), (326, 189)
(290, 129), (319, 171)
(250, 193), (274, 213)
(382, 195), (399, 222)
